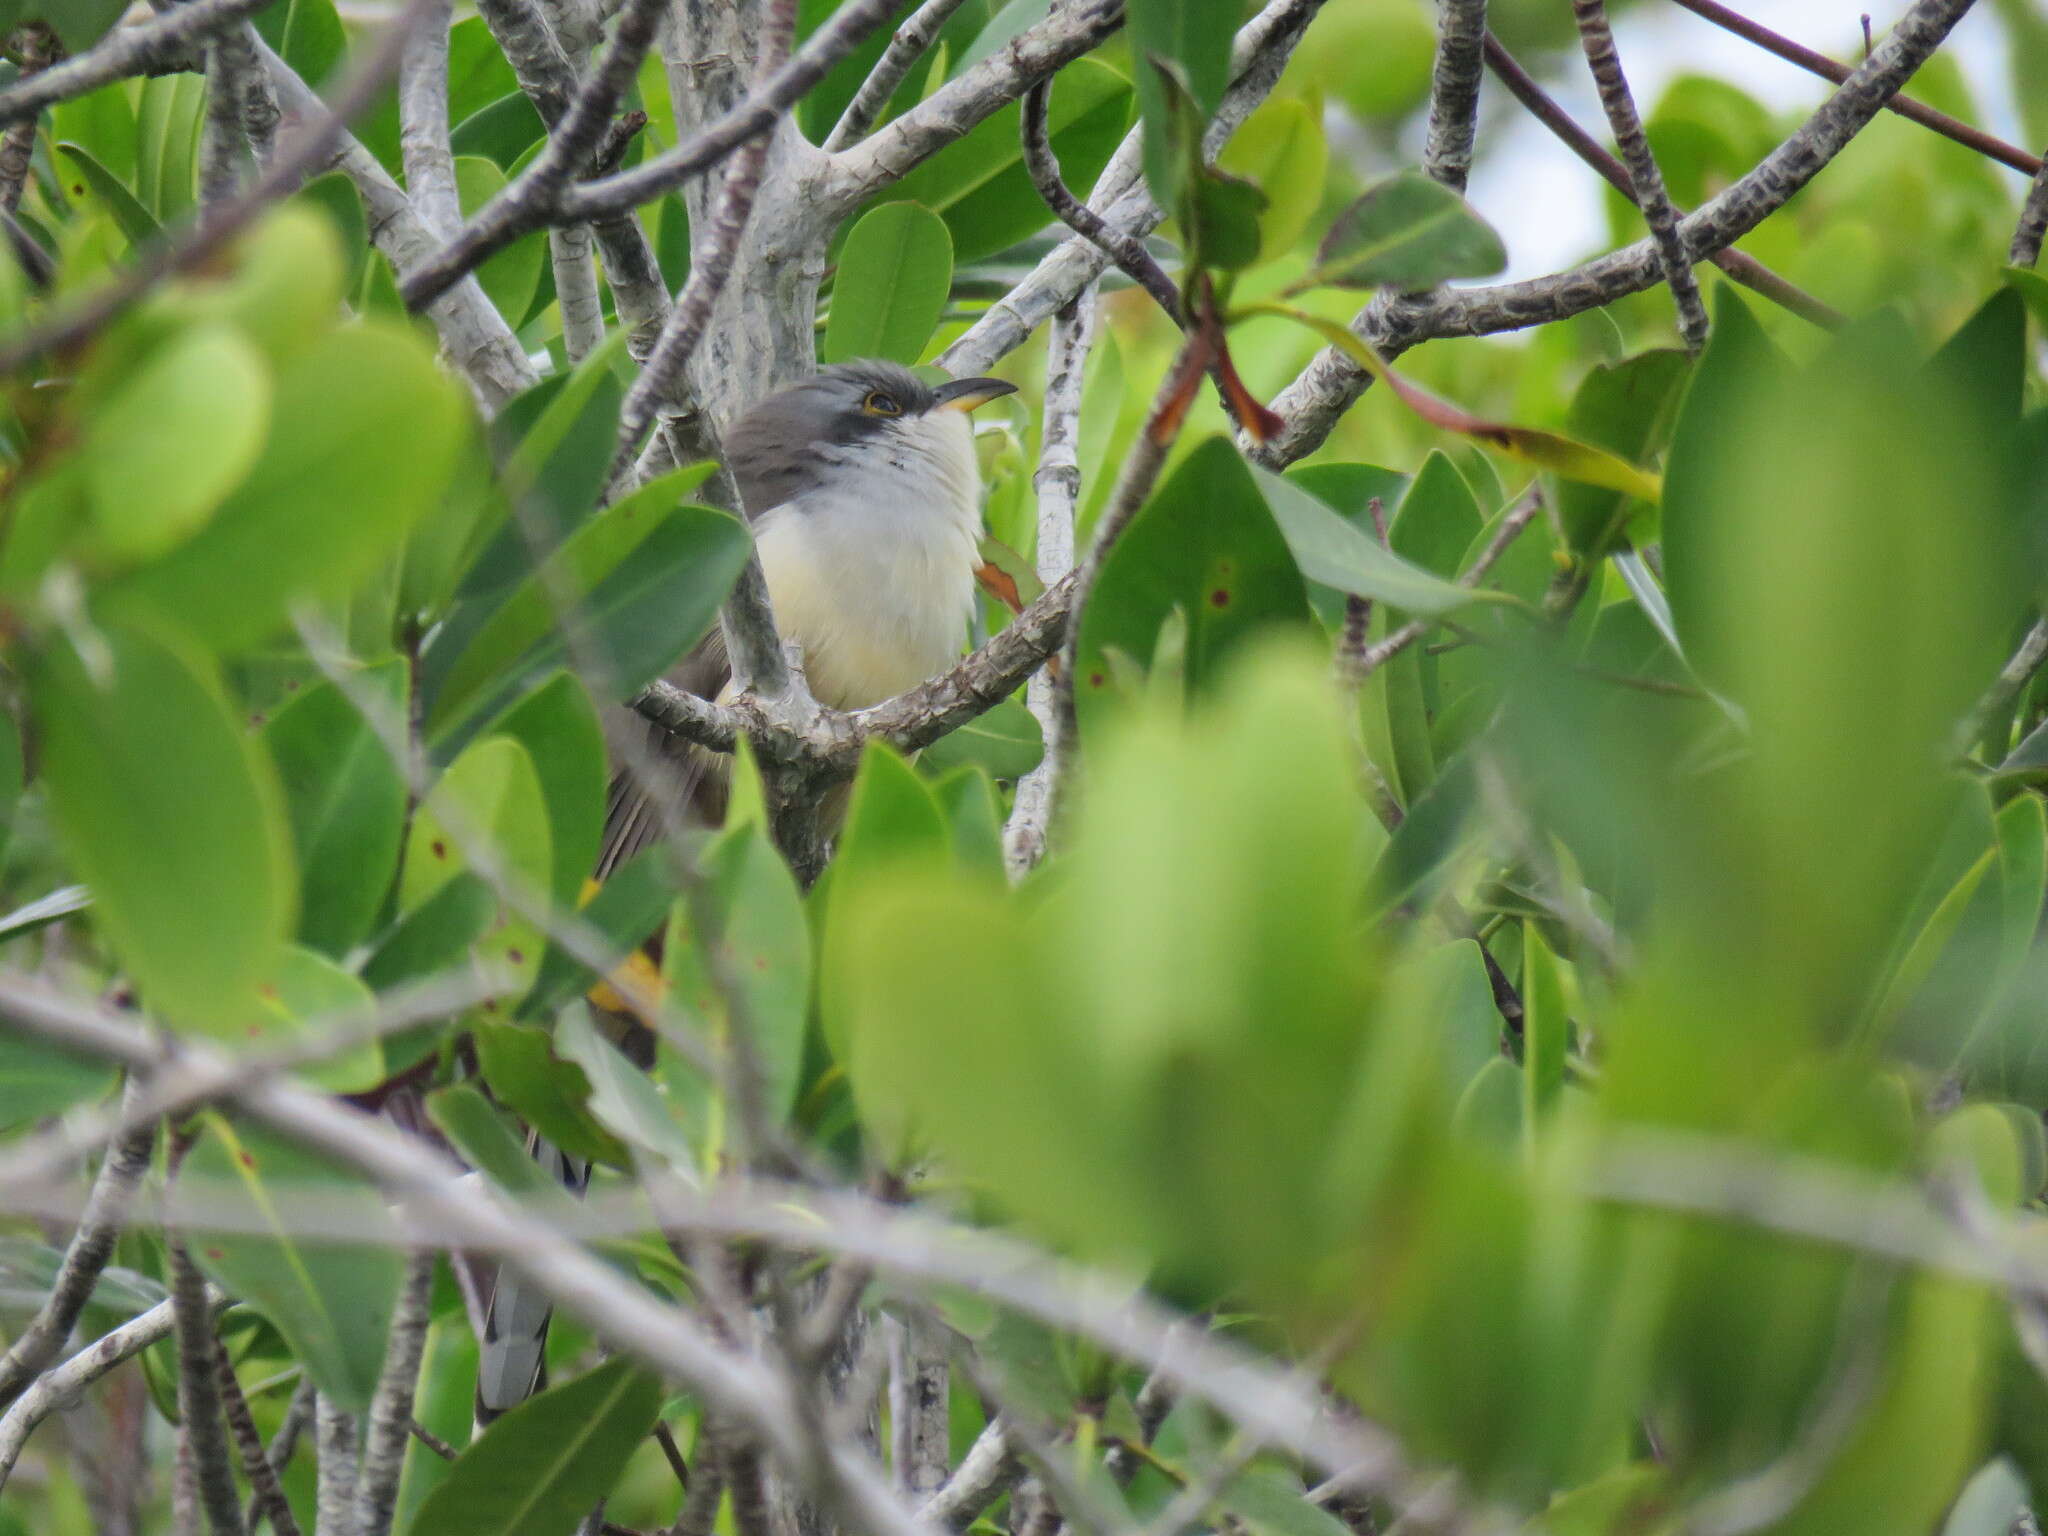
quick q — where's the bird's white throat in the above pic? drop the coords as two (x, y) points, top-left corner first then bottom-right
(750, 408), (983, 711)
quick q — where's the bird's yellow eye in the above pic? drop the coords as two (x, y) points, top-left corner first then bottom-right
(863, 390), (903, 417)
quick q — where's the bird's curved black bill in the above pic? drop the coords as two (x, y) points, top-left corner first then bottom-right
(932, 376), (1020, 412)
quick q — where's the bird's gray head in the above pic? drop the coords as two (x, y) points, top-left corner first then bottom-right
(727, 361), (1017, 518)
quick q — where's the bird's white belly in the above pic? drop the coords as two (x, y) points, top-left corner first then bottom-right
(752, 492), (979, 710)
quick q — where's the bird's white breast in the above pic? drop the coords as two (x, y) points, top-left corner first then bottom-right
(750, 409), (982, 710)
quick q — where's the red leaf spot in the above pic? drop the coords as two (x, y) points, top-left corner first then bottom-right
(249, 713), (266, 728)
(237, 1151), (255, 1169)
(205, 1247), (224, 1260)
(1088, 672), (1105, 689)
(247, 1025), (263, 1038)
(431, 840), (447, 859)
(506, 948), (526, 964)
(257, 984), (279, 1000)
(285, 679), (301, 691)
(1209, 588), (1231, 608)
(753, 955), (769, 972)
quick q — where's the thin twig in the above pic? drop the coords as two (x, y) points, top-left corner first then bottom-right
(397, 0), (462, 237)
(408, 1418), (459, 1461)
(1005, 287), (1098, 878)
(352, 1248), (437, 1536)
(246, 1378), (317, 1534)
(0, 24), (53, 213)
(169, 1237), (249, 1536)
(2013, 160), (2048, 267)
(1421, 0), (1488, 191)
(609, 0), (799, 481)
(1343, 489), (1542, 684)
(402, 0), (900, 310)
(0, 1079), (154, 1410)
(0, 0), (273, 124)
(0, 0), (444, 378)
(1958, 614), (2048, 755)
(215, 1341), (304, 1536)
(0, 1289), (230, 1495)
(1572, 0), (1708, 350)
(1479, 35), (1841, 329)
(1668, 0), (2039, 177)
(1019, 79), (1181, 321)
(824, 0), (971, 151)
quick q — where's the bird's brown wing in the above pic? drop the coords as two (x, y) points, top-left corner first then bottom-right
(594, 625), (733, 880)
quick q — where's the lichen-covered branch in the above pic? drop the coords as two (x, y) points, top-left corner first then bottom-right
(0, 0), (273, 125)
(1004, 289), (1096, 878)
(1256, 0), (1979, 467)
(215, 1342), (304, 1536)
(352, 1249), (437, 1536)
(315, 1396), (360, 1536)
(823, 0), (972, 151)
(170, 1237), (247, 1536)
(397, 0), (462, 237)
(0, 1084), (154, 1411)
(1571, 0), (1707, 351)
(1421, 0), (1487, 191)
(2013, 160), (2048, 266)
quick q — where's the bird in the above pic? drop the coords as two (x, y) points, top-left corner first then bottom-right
(472, 360), (1017, 1426)
(595, 359), (1019, 875)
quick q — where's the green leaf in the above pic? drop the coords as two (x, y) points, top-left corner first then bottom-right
(426, 472), (749, 737)
(55, 142), (161, 247)
(916, 695), (1044, 779)
(483, 672), (608, 906)
(1554, 349), (1692, 556)
(665, 823), (814, 1138)
(47, 0), (127, 51)
(97, 321), (465, 654)
(426, 1082), (572, 1207)
(556, 1003), (699, 1172)
(0, 1029), (115, 1130)
(0, 1235), (165, 1322)
(76, 324), (271, 569)
(453, 155), (544, 327)
(824, 202), (954, 365)
(407, 1357), (663, 1536)
(1252, 465), (1502, 616)
(31, 621), (294, 1027)
(1130, 0), (1239, 206)
(1074, 436), (1312, 726)
(0, 886), (91, 945)
(134, 73), (206, 221)
(360, 871), (496, 994)
(1223, 1463), (1355, 1536)
(229, 946), (386, 1093)
(292, 171), (369, 298)
(262, 662), (409, 958)
(1364, 750), (1478, 920)
(1216, 97), (1329, 266)
(525, 846), (675, 1018)
(1520, 922), (1567, 1136)
(174, 1111), (402, 1411)
(1307, 170), (1507, 290)
(475, 1019), (629, 1167)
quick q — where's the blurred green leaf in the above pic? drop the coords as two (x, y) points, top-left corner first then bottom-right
(1555, 350), (1691, 556)
(454, 155), (545, 327)
(0, 1029), (115, 1130)
(55, 142), (160, 246)
(1130, 0), (1238, 207)
(475, 1018), (630, 1167)
(825, 202), (954, 365)
(1253, 466), (1500, 616)
(262, 662), (408, 958)
(174, 1111), (402, 1412)
(483, 672), (608, 906)
(31, 620), (295, 1028)
(917, 696), (1044, 780)
(134, 72), (206, 221)
(556, 1003), (698, 1171)
(97, 321), (465, 654)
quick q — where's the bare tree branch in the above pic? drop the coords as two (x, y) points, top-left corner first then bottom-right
(1005, 288), (1097, 879)
(0, 0), (453, 382)
(169, 1234), (248, 1536)
(1478, 35), (1842, 329)
(2013, 158), (2048, 266)
(352, 1249), (437, 1536)
(1255, 0), (1979, 467)
(888, 1313), (950, 1499)
(1571, 0), (1708, 351)
(824, 0), (973, 152)
(315, 1396), (361, 1536)
(0, 1288), (229, 1494)
(940, 0), (1326, 377)
(1421, 0), (1487, 192)
(214, 1342), (304, 1536)
(246, 1378), (317, 1535)
(397, 0), (462, 238)
(0, 1081), (154, 1411)
(402, 0), (900, 311)
(919, 1418), (1021, 1532)
(1669, 0), (2039, 177)
(821, 0), (1123, 214)
(0, 23), (54, 213)
(0, 0), (273, 125)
